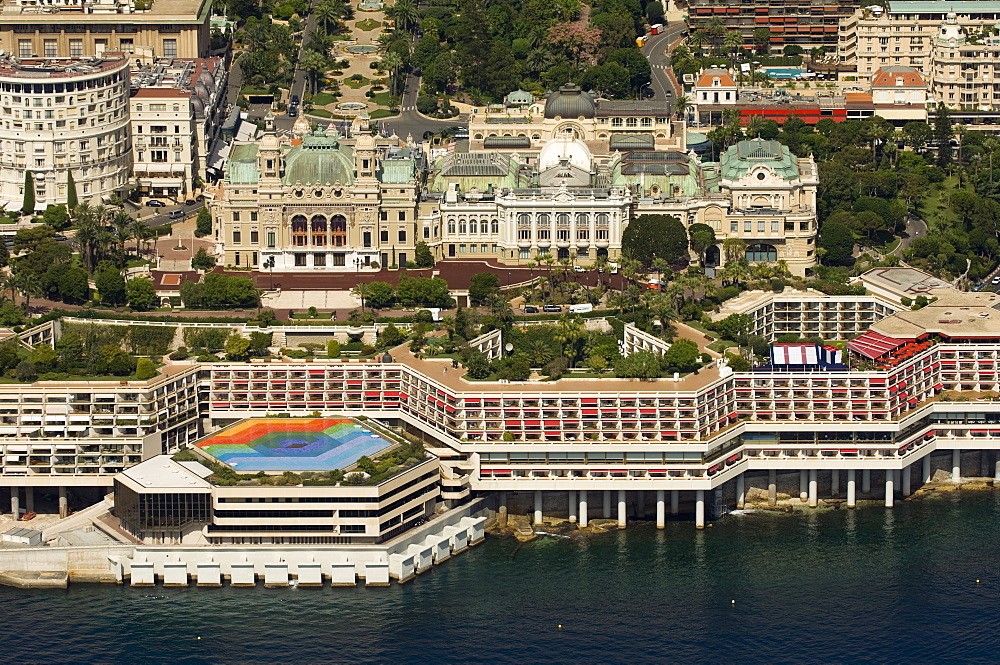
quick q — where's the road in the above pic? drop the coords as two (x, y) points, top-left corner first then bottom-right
(898, 214), (928, 253)
(137, 199), (206, 228)
(273, 12), (320, 134)
(640, 21), (687, 102)
(381, 73), (465, 139)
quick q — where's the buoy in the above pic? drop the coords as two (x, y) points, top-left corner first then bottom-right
(731, 600), (736, 605)
(558, 624), (563, 629)
(197, 637), (202, 640)
(977, 579), (981, 584)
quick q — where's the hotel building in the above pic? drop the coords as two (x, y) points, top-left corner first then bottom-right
(0, 53), (131, 210)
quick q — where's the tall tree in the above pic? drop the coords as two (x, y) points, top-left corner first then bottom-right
(66, 171), (78, 210)
(21, 171), (34, 215)
(934, 102), (954, 167)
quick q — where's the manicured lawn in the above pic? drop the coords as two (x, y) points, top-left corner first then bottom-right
(309, 109), (333, 117)
(917, 176), (963, 232)
(240, 86), (271, 96)
(371, 91), (392, 106)
(311, 92), (337, 105)
(355, 18), (380, 30)
(343, 75), (369, 89)
(369, 109), (398, 119)
(291, 312), (334, 319)
(707, 339), (738, 353)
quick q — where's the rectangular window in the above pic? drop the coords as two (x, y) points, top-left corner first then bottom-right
(771, 220), (779, 232)
(423, 227), (430, 239)
(380, 210), (388, 221)
(363, 231), (371, 247)
(398, 230), (406, 242)
(267, 231), (276, 248)
(459, 244), (466, 253)
(250, 230), (259, 244)
(163, 39), (177, 58)
(380, 230), (389, 242)
(333, 253), (346, 266)
(232, 212), (240, 222)
(69, 40), (83, 57)
(518, 229), (530, 240)
(232, 230), (241, 244)
(252, 252), (258, 266)
(731, 221), (738, 232)
(120, 39), (134, 54)
(538, 229), (550, 240)
(294, 253), (307, 267)
(597, 229), (608, 240)
(18, 40), (32, 58)
(469, 244), (477, 253)
(314, 253), (326, 267)
(481, 244), (488, 253)
(800, 222), (810, 231)
(397, 211), (405, 221)
(234, 252), (240, 266)
(519, 249), (530, 259)
(250, 212), (258, 222)
(744, 221), (752, 233)
(44, 40), (57, 57)
(757, 221), (765, 233)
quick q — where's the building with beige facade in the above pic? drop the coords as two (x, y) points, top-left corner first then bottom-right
(213, 120), (424, 271)
(130, 57), (226, 200)
(838, 1), (1000, 121)
(0, 0), (213, 62)
(0, 53), (131, 210)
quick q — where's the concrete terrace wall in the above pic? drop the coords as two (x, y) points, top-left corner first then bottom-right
(469, 329), (503, 360)
(622, 323), (671, 356)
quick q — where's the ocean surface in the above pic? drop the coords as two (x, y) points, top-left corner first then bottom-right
(6, 490), (1000, 664)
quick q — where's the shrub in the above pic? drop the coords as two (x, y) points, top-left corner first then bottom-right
(135, 357), (157, 380)
(326, 339), (341, 357)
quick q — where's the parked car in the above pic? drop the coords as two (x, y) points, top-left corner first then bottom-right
(145, 200), (166, 207)
(991, 276), (1000, 285)
(184, 199), (197, 206)
(523, 305), (539, 313)
(542, 304), (562, 312)
(573, 266), (586, 273)
(288, 105), (298, 117)
(291, 94), (300, 105)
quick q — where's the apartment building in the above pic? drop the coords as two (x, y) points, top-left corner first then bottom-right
(839, 1), (1000, 120)
(0, 53), (131, 210)
(130, 57), (226, 200)
(0, 0), (212, 62)
(686, 0), (855, 53)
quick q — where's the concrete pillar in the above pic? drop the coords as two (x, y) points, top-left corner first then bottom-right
(768, 469), (777, 506)
(995, 456), (1000, 485)
(981, 450), (992, 478)
(656, 489), (666, 529)
(799, 469), (808, 502)
(568, 491), (577, 523)
(533, 490), (543, 525)
(617, 490), (627, 528)
(736, 473), (746, 509)
(695, 490), (705, 529)
(58, 486), (68, 519)
(498, 492), (508, 529)
(603, 490), (612, 519)
(24, 487), (33, 514)
(808, 469), (818, 508)
(885, 473), (895, 508)
(846, 469), (856, 508)
(670, 490), (679, 515)
(9, 487), (17, 519)
(579, 490), (588, 528)
(862, 469), (871, 494)
(923, 455), (932, 484)
(902, 465), (911, 497)
(953, 449), (962, 483)
(831, 469), (840, 498)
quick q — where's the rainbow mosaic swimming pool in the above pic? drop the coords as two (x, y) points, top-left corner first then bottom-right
(196, 418), (394, 472)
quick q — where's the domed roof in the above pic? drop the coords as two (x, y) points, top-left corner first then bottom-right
(537, 133), (593, 172)
(544, 84), (596, 119)
(282, 128), (355, 185)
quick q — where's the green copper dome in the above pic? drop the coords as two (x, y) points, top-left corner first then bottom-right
(282, 129), (355, 185)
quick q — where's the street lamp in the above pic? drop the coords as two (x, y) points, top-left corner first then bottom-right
(640, 81), (654, 100)
(264, 256), (275, 290)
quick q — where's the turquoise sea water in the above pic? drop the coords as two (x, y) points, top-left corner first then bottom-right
(5, 491), (1000, 663)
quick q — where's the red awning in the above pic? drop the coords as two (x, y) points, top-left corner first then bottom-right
(544, 420), (560, 427)
(847, 330), (908, 359)
(364, 391), (380, 397)
(524, 420), (541, 427)
(908, 398), (919, 404)
(505, 420), (521, 427)
(582, 409), (598, 416)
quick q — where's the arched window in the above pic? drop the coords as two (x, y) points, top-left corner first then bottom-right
(625, 117), (638, 127)
(491, 218), (499, 233)
(290, 215), (307, 233)
(641, 117), (653, 127)
(556, 213), (570, 226)
(480, 219), (489, 233)
(448, 219), (456, 234)
(576, 213), (589, 226)
(310, 215), (327, 232)
(537, 213), (550, 226)
(459, 219), (467, 234)
(746, 244), (778, 262)
(517, 213), (531, 225)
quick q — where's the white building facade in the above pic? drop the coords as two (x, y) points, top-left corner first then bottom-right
(0, 53), (131, 210)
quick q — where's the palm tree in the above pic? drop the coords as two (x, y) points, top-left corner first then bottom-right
(723, 30), (743, 63)
(111, 210), (133, 264)
(485, 292), (514, 328)
(672, 94), (691, 121)
(352, 282), (373, 312)
(706, 17), (726, 54)
(387, 0), (419, 33)
(0, 273), (15, 302)
(525, 48), (551, 75)
(73, 209), (99, 271)
(300, 51), (329, 96)
(15, 271), (40, 312)
(129, 217), (150, 261)
(380, 51), (404, 97)
(313, 1), (339, 34)
(745, 114), (765, 138)
(687, 30), (709, 57)
(985, 136), (1000, 183)
(554, 314), (586, 367)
